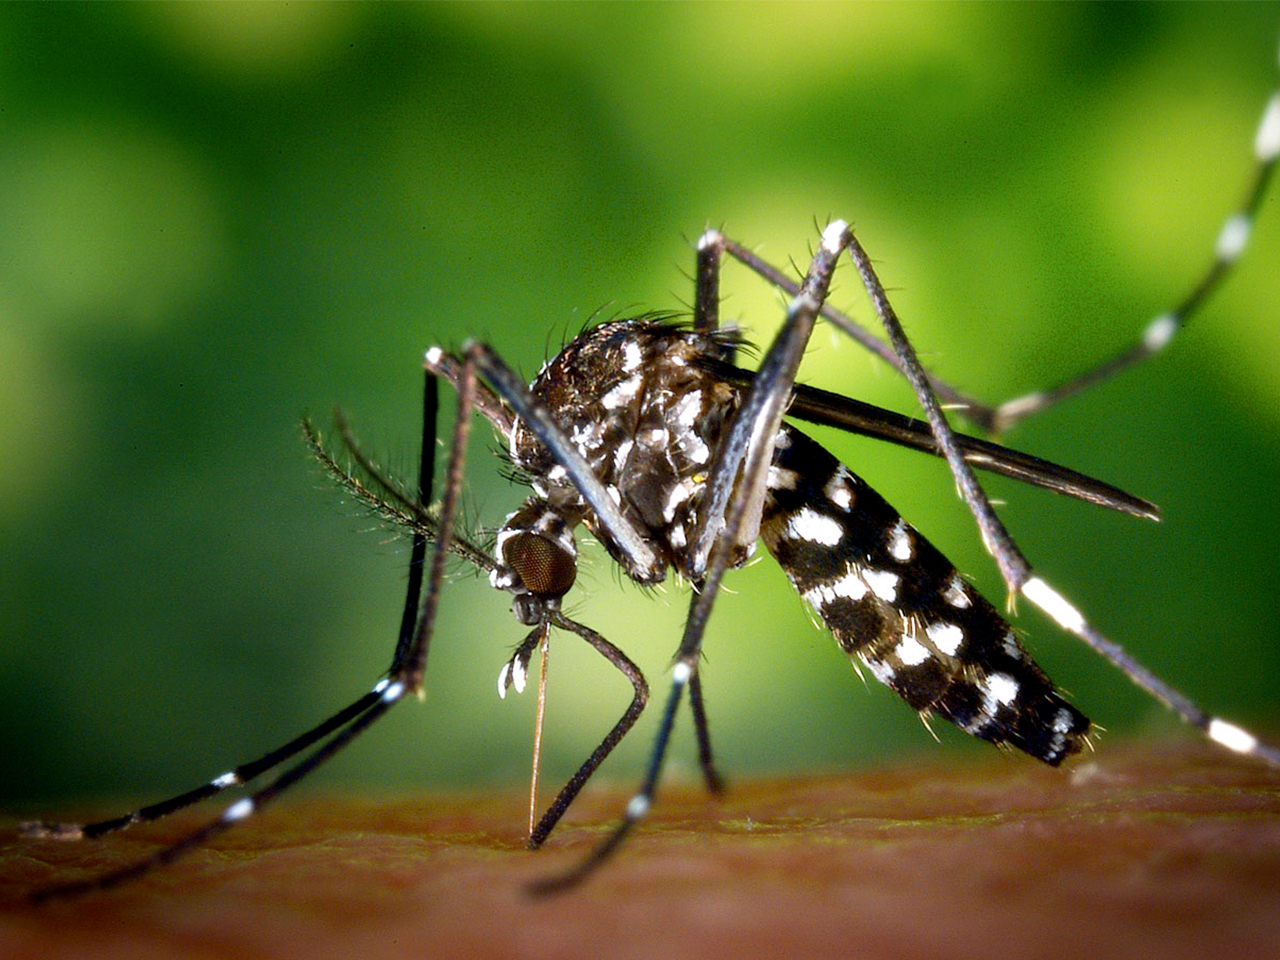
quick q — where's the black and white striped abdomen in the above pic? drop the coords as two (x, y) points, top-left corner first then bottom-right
(760, 425), (1090, 765)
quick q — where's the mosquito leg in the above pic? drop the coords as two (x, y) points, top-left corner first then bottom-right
(19, 688), (388, 842)
(27, 356), (475, 899)
(988, 75), (1280, 433)
(711, 233), (990, 421)
(527, 613), (649, 849)
(693, 228), (723, 334)
(24, 378), (448, 847)
(531, 224), (852, 891)
(688, 669), (725, 795)
(688, 221), (850, 579)
(1019, 577), (1280, 766)
(528, 663), (683, 896)
(840, 225), (1280, 769)
(424, 345), (515, 440)
(395, 352), (475, 693)
(390, 371), (436, 674)
(31, 684), (404, 902)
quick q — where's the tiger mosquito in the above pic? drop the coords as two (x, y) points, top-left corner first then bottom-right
(21, 47), (1280, 900)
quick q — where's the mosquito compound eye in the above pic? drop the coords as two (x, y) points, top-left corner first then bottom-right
(501, 530), (577, 599)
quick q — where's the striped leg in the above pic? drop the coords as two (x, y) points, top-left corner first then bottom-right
(702, 49), (1280, 436)
(987, 75), (1280, 433)
(836, 223), (1280, 768)
(530, 222), (853, 894)
(25, 362), (476, 900)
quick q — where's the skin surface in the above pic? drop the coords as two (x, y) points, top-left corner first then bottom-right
(3, 739), (1279, 960)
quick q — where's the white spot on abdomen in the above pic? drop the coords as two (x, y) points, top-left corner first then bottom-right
(864, 569), (899, 602)
(943, 575), (972, 609)
(802, 569), (869, 609)
(895, 634), (931, 666)
(768, 465), (799, 490)
(887, 520), (913, 561)
(785, 507), (844, 546)
(925, 621), (963, 656)
(824, 467), (854, 510)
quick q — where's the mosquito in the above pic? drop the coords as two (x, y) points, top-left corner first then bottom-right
(21, 43), (1280, 901)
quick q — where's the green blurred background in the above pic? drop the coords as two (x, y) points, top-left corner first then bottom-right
(3, 3), (1279, 813)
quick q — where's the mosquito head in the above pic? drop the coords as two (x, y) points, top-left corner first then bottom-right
(491, 498), (579, 623)
(503, 528), (576, 607)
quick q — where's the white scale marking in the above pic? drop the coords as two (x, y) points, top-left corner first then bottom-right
(985, 673), (1020, 706)
(895, 634), (931, 667)
(1208, 718), (1259, 755)
(1142, 313), (1177, 353)
(786, 507), (844, 546)
(1052, 707), (1076, 734)
(673, 389), (702, 428)
(1256, 92), (1280, 162)
(861, 655), (895, 685)
(925, 621), (964, 656)
(672, 661), (692, 684)
(381, 680), (406, 703)
(864, 569), (899, 602)
(997, 391), (1046, 423)
(824, 468), (854, 510)
(821, 219), (850, 254)
(887, 520), (913, 561)
(697, 229), (722, 251)
(680, 432), (711, 465)
(222, 798), (255, 823)
(622, 340), (644, 372)
(613, 438), (634, 474)
(1215, 213), (1251, 263)
(802, 569), (869, 609)
(571, 421), (596, 447)
(978, 672), (1020, 720)
(601, 375), (642, 410)
(627, 795), (651, 819)
(663, 478), (699, 523)
(211, 772), (240, 789)
(768, 465), (799, 490)
(1022, 576), (1085, 633)
(942, 575), (972, 609)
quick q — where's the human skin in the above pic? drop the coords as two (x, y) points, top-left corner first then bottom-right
(3, 739), (1279, 960)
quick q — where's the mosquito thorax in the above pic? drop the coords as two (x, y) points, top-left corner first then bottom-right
(510, 319), (743, 585)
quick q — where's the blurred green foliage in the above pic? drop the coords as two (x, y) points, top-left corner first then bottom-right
(2, 3), (1279, 810)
